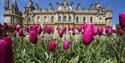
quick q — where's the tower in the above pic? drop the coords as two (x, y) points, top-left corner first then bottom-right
(4, 0), (9, 10)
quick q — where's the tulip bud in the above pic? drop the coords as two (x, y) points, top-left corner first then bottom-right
(58, 29), (64, 38)
(48, 39), (56, 52)
(29, 31), (38, 44)
(63, 40), (69, 50)
(105, 26), (112, 36)
(18, 29), (24, 38)
(117, 28), (124, 36)
(72, 29), (75, 36)
(78, 26), (82, 33)
(3, 22), (8, 30)
(119, 12), (125, 28)
(37, 25), (42, 34)
(98, 25), (103, 36)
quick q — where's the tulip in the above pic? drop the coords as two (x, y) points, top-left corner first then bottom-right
(119, 12), (125, 28)
(117, 28), (124, 36)
(63, 26), (67, 32)
(3, 22), (8, 30)
(18, 29), (24, 38)
(16, 25), (21, 32)
(63, 40), (69, 50)
(13, 31), (17, 37)
(82, 24), (94, 45)
(93, 26), (98, 35)
(58, 29), (64, 38)
(37, 25), (42, 34)
(48, 39), (56, 52)
(82, 29), (94, 45)
(0, 37), (13, 63)
(29, 31), (38, 44)
(72, 29), (75, 36)
(105, 26), (112, 36)
(97, 25), (103, 36)
(78, 26), (82, 33)
(46, 26), (52, 34)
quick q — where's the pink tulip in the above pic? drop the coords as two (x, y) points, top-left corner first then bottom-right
(93, 26), (98, 35)
(58, 29), (64, 38)
(119, 12), (125, 28)
(29, 31), (38, 44)
(18, 29), (24, 37)
(97, 25), (103, 36)
(48, 39), (56, 52)
(63, 40), (69, 50)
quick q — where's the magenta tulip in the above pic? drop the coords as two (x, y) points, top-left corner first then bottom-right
(63, 40), (69, 50)
(45, 26), (52, 34)
(105, 26), (112, 36)
(72, 29), (75, 36)
(119, 12), (125, 28)
(82, 29), (93, 45)
(97, 25), (103, 36)
(3, 22), (9, 30)
(82, 24), (94, 45)
(58, 29), (64, 38)
(117, 28), (124, 36)
(48, 39), (56, 52)
(0, 37), (13, 63)
(18, 29), (24, 37)
(37, 25), (42, 34)
(29, 31), (38, 44)
(78, 26), (82, 33)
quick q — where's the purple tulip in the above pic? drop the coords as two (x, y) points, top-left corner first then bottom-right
(45, 26), (52, 34)
(29, 31), (38, 44)
(0, 37), (13, 63)
(97, 25), (103, 36)
(3, 22), (9, 30)
(119, 12), (125, 28)
(13, 31), (17, 37)
(63, 40), (69, 50)
(18, 29), (24, 38)
(48, 39), (56, 52)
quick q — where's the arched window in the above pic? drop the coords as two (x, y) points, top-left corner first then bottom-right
(83, 17), (86, 23)
(69, 16), (72, 22)
(37, 16), (40, 23)
(90, 17), (93, 23)
(63, 16), (67, 22)
(76, 16), (79, 23)
(51, 16), (54, 23)
(58, 16), (61, 22)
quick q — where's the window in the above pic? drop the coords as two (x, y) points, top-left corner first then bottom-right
(37, 16), (40, 23)
(83, 17), (86, 23)
(76, 16), (79, 23)
(63, 16), (67, 22)
(58, 16), (61, 22)
(90, 17), (93, 23)
(51, 16), (54, 23)
(69, 16), (72, 22)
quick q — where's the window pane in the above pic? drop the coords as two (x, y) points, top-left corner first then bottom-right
(90, 17), (93, 23)
(76, 16), (79, 23)
(51, 16), (54, 23)
(63, 16), (67, 22)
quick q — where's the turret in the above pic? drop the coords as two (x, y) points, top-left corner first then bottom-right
(4, 0), (9, 10)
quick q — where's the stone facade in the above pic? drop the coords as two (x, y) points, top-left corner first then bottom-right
(4, 0), (112, 30)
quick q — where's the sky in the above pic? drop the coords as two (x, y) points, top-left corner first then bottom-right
(0, 0), (125, 25)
